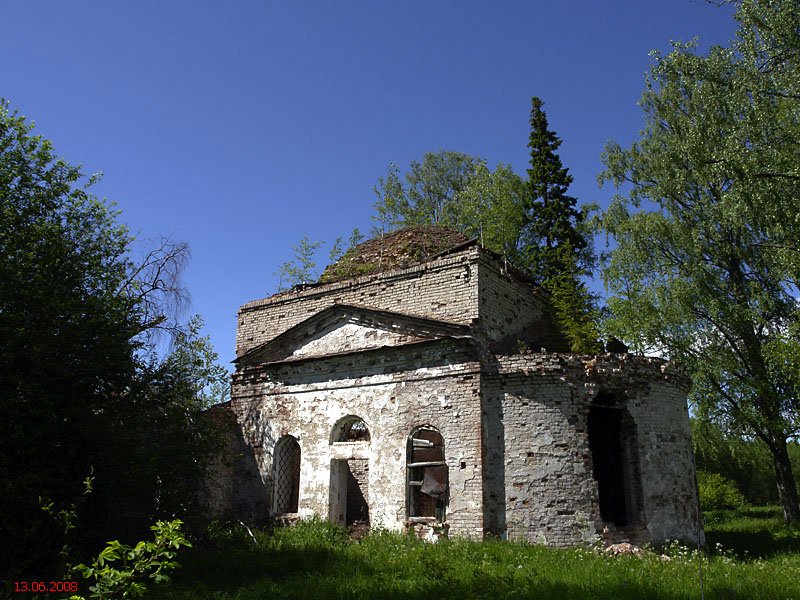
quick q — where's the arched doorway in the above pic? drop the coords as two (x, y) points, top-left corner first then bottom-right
(329, 415), (370, 526)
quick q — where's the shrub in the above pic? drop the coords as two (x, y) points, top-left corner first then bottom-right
(70, 520), (190, 599)
(697, 470), (746, 511)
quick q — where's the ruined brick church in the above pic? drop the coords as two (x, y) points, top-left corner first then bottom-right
(210, 227), (701, 546)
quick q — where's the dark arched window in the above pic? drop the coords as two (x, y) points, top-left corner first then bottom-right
(274, 435), (301, 514)
(333, 415), (371, 443)
(406, 427), (447, 522)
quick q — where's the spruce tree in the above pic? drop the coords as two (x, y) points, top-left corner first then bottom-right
(524, 97), (589, 277)
(523, 97), (599, 353)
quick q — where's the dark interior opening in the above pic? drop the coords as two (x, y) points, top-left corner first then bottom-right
(588, 402), (629, 526)
(345, 459), (369, 525)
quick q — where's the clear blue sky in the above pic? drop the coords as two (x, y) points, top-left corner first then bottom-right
(2, 1), (738, 365)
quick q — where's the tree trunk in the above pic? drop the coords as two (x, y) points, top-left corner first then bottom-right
(766, 438), (800, 523)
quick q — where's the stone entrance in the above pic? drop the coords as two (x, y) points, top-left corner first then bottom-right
(330, 459), (369, 526)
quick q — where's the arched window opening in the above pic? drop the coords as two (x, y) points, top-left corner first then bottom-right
(334, 416), (371, 443)
(588, 391), (642, 527)
(274, 435), (301, 514)
(406, 427), (447, 522)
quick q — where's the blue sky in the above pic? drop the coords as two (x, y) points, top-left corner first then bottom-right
(2, 1), (738, 366)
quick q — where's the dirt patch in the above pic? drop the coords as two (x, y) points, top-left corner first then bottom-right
(346, 520), (370, 541)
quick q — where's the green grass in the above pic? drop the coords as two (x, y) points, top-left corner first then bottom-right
(704, 505), (800, 558)
(145, 512), (800, 600)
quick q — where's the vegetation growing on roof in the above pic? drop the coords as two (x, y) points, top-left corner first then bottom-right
(318, 226), (470, 284)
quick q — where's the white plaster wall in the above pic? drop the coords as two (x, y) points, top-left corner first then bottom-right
(290, 322), (424, 359)
(233, 342), (485, 537)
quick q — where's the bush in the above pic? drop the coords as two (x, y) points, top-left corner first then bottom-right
(697, 470), (746, 511)
(70, 520), (190, 599)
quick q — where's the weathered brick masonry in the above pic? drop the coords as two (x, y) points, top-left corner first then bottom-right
(212, 237), (702, 546)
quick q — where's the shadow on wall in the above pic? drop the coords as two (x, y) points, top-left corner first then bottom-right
(203, 403), (269, 524)
(481, 387), (506, 538)
(265, 338), (477, 387)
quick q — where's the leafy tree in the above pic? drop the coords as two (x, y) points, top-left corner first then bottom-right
(327, 228), (365, 266)
(405, 150), (481, 226)
(348, 227), (365, 250)
(161, 315), (230, 408)
(366, 107), (599, 352)
(0, 100), (225, 577)
(600, 0), (800, 521)
(0, 101), (140, 576)
(277, 236), (323, 290)
(70, 520), (191, 599)
(696, 471), (747, 511)
(458, 161), (526, 264)
(545, 259), (601, 354)
(372, 151), (481, 231)
(692, 419), (799, 505)
(522, 97), (599, 353)
(372, 162), (407, 235)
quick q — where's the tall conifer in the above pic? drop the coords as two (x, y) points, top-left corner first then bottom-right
(523, 97), (598, 353)
(524, 97), (589, 278)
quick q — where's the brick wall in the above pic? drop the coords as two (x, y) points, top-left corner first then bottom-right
(224, 246), (700, 547)
(476, 256), (567, 353)
(236, 250), (481, 357)
(481, 353), (698, 546)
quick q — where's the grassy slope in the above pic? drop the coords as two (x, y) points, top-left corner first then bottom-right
(150, 510), (800, 600)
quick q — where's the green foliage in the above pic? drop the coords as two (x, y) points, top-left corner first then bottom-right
(521, 97), (599, 353)
(547, 264), (602, 354)
(600, 0), (800, 521)
(697, 470), (746, 511)
(367, 104), (600, 353)
(277, 236), (323, 290)
(691, 418), (799, 505)
(348, 227), (365, 249)
(0, 100), (139, 577)
(328, 236), (344, 263)
(162, 315), (230, 408)
(71, 520), (191, 599)
(458, 161), (526, 263)
(375, 151), (481, 229)
(372, 162), (407, 234)
(39, 471), (95, 569)
(522, 97), (592, 280)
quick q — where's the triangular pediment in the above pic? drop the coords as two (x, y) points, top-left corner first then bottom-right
(236, 304), (470, 365)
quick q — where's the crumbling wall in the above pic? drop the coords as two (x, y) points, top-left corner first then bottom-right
(476, 257), (567, 353)
(237, 250), (481, 357)
(579, 354), (700, 545)
(626, 382), (702, 544)
(484, 355), (596, 545)
(202, 403), (269, 523)
(231, 338), (486, 538)
(483, 353), (698, 547)
(228, 241), (700, 547)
